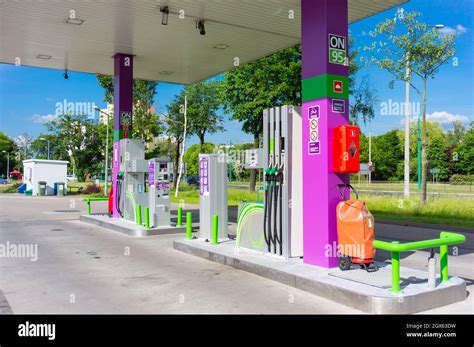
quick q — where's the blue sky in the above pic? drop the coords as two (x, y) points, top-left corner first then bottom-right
(0, 0), (472, 144)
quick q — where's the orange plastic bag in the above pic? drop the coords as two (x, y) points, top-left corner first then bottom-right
(336, 199), (375, 260)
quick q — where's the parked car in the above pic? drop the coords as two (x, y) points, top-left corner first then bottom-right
(0, 178), (8, 185)
(186, 175), (199, 186)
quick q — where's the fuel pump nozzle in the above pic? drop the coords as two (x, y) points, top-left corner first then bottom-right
(263, 162), (276, 252)
(273, 163), (284, 255)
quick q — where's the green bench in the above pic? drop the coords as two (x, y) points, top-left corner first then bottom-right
(82, 197), (109, 215)
(68, 186), (84, 194)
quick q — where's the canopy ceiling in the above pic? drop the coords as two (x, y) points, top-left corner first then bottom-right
(0, 0), (408, 84)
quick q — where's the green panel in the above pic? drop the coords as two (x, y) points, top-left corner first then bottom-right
(329, 48), (347, 65)
(302, 74), (349, 102)
(113, 129), (132, 141)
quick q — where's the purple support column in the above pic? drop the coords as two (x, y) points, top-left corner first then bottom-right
(301, 0), (349, 267)
(112, 53), (133, 218)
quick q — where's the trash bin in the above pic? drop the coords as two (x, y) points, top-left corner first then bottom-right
(57, 182), (65, 196)
(38, 181), (47, 196)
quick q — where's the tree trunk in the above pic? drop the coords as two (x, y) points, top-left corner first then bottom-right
(198, 134), (205, 152)
(420, 78), (428, 204)
(173, 140), (182, 187)
(249, 134), (260, 192)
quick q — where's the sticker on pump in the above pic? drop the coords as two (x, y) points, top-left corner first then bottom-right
(333, 80), (343, 93)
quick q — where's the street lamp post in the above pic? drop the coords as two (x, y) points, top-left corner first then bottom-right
(39, 138), (50, 160)
(2, 151), (9, 181)
(417, 115), (421, 191)
(95, 106), (111, 196)
(228, 141), (232, 184)
(360, 114), (372, 185)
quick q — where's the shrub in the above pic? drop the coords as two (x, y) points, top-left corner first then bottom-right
(171, 180), (198, 192)
(2, 183), (21, 193)
(82, 183), (102, 195)
(449, 174), (474, 185)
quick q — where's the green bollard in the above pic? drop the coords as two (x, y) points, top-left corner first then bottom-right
(211, 214), (218, 245)
(186, 212), (193, 240)
(391, 242), (400, 293)
(177, 207), (183, 227)
(145, 207), (150, 230)
(440, 244), (449, 282)
(136, 204), (142, 225)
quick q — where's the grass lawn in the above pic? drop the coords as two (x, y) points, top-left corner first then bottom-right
(360, 193), (474, 229)
(4, 179), (470, 228)
(172, 187), (473, 228)
(171, 188), (262, 207)
(352, 182), (473, 194)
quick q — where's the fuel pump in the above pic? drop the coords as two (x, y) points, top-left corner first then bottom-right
(115, 171), (124, 218)
(118, 139), (148, 222)
(261, 105), (303, 258)
(237, 106), (302, 258)
(148, 158), (171, 228)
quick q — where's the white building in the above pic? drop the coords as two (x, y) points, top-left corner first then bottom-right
(98, 103), (114, 125)
(23, 159), (69, 195)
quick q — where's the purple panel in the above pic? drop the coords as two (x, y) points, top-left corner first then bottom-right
(301, 0), (350, 268)
(112, 141), (120, 217)
(301, 0), (349, 79)
(148, 160), (155, 187)
(302, 98), (349, 267)
(113, 54), (134, 132)
(112, 53), (133, 218)
(199, 157), (209, 196)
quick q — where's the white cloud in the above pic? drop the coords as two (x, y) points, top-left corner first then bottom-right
(438, 24), (468, 36)
(455, 24), (468, 34)
(400, 111), (470, 125)
(426, 111), (469, 124)
(31, 114), (58, 124)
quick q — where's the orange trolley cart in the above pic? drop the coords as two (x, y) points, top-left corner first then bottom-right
(336, 184), (377, 272)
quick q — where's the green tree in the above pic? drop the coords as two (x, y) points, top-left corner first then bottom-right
(221, 45), (301, 192)
(160, 92), (193, 186)
(447, 121), (466, 147)
(96, 112), (113, 174)
(348, 34), (360, 96)
(350, 76), (378, 125)
(46, 114), (103, 181)
(0, 131), (18, 177)
(371, 130), (404, 181)
(30, 133), (67, 161)
(14, 133), (33, 161)
(96, 76), (162, 147)
(370, 9), (456, 203)
(183, 143), (215, 176)
(185, 79), (223, 150)
(452, 122), (474, 175)
(425, 124), (449, 181)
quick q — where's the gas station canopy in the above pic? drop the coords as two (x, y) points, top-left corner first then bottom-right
(0, 0), (407, 84)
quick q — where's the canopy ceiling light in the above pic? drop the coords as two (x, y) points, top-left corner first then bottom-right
(159, 70), (173, 76)
(160, 6), (169, 25)
(196, 20), (206, 36)
(214, 44), (230, 50)
(65, 17), (85, 25)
